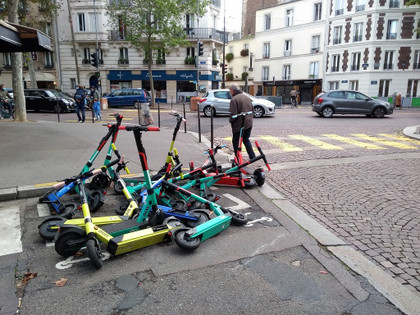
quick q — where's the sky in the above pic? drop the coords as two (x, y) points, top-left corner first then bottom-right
(224, 0), (242, 32)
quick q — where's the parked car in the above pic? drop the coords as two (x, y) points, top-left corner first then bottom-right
(198, 89), (275, 118)
(105, 88), (151, 108)
(24, 89), (76, 112)
(312, 90), (394, 118)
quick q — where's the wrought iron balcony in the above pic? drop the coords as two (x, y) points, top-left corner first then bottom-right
(183, 28), (228, 42)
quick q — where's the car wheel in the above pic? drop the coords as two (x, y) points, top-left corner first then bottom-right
(134, 101), (140, 109)
(253, 106), (264, 118)
(203, 105), (215, 117)
(372, 107), (385, 118)
(321, 106), (334, 118)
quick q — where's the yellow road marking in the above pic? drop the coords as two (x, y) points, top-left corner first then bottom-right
(378, 133), (420, 145)
(260, 135), (303, 151)
(288, 135), (343, 150)
(323, 134), (385, 149)
(351, 134), (418, 149)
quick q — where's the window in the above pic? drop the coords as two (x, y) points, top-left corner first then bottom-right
(332, 54), (340, 72)
(351, 52), (361, 71)
(328, 81), (339, 90)
(389, 0), (399, 8)
(384, 51), (394, 70)
(350, 80), (359, 90)
(83, 48), (91, 64)
(309, 62), (319, 78)
(119, 47), (129, 64)
(407, 80), (419, 97)
(314, 3), (322, 21)
(89, 13), (98, 32)
(414, 50), (420, 69)
(355, 0), (365, 12)
(264, 13), (271, 30)
(353, 22), (363, 42)
(333, 26), (342, 44)
(118, 16), (127, 39)
(417, 20), (420, 39)
(77, 13), (86, 32)
(284, 40), (292, 56)
(335, 0), (344, 15)
(263, 42), (270, 58)
(262, 66), (269, 81)
(311, 35), (320, 53)
(186, 14), (195, 28)
(3, 53), (12, 68)
(186, 47), (195, 57)
(378, 79), (391, 97)
(44, 51), (54, 68)
(286, 9), (293, 27)
(45, 23), (52, 36)
(70, 78), (76, 89)
(283, 65), (291, 80)
(387, 20), (397, 39)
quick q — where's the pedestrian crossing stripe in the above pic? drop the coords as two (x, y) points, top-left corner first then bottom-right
(259, 135), (303, 151)
(351, 134), (418, 149)
(378, 133), (420, 144)
(322, 134), (385, 150)
(288, 135), (343, 150)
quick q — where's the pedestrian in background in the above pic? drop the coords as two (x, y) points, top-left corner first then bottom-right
(0, 84), (12, 116)
(229, 83), (255, 160)
(93, 100), (102, 121)
(290, 88), (298, 107)
(74, 84), (87, 123)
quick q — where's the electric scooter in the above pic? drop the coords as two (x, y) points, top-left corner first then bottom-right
(1, 100), (14, 119)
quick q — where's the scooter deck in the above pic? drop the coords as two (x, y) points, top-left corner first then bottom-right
(101, 219), (149, 236)
(107, 224), (177, 255)
(187, 215), (231, 242)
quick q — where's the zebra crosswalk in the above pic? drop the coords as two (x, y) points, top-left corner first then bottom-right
(224, 133), (420, 153)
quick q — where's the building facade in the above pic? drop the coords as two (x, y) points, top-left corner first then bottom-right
(324, 0), (420, 102)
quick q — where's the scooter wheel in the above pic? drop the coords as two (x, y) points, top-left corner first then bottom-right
(91, 173), (110, 190)
(39, 218), (65, 241)
(55, 231), (85, 257)
(174, 229), (201, 251)
(60, 203), (77, 219)
(230, 212), (248, 226)
(253, 168), (266, 186)
(185, 210), (209, 228)
(113, 180), (124, 194)
(244, 176), (257, 189)
(115, 200), (129, 215)
(88, 190), (104, 213)
(86, 239), (103, 269)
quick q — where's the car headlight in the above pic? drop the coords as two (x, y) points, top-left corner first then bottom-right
(62, 99), (70, 105)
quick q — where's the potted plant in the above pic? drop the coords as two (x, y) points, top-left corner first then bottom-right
(226, 73), (234, 81)
(184, 56), (195, 65)
(241, 72), (248, 81)
(226, 52), (234, 63)
(118, 58), (129, 64)
(240, 49), (249, 57)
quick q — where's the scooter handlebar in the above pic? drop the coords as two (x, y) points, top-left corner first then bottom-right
(118, 125), (160, 132)
(231, 111), (253, 119)
(255, 141), (271, 171)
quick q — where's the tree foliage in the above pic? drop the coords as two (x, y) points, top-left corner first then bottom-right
(106, 0), (209, 105)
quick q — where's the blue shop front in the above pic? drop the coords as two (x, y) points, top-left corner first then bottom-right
(107, 70), (220, 103)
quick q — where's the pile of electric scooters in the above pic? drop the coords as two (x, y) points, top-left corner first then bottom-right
(37, 112), (270, 269)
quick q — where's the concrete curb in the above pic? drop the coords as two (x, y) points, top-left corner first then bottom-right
(403, 125), (420, 140)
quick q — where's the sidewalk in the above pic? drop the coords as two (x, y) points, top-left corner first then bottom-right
(1, 109), (420, 314)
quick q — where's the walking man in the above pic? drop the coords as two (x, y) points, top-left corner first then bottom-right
(229, 83), (255, 160)
(74, 85), (87, 123)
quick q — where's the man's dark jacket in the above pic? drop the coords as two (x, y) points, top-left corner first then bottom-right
(229, 90), (253, 133)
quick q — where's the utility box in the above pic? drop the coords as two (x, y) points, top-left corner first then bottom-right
(190, 96), (201, 111)
(101, 98), (108, 110)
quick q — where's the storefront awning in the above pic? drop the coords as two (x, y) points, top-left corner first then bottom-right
(23, 72), (55, 81)
(0, 20), (52, 52)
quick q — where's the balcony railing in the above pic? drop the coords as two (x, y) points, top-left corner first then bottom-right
(353, 35), (362, 42)
(414, 63), (420, 69)
(351, 65), (360, 71)
(284, 50), (291, 57)
(331, 66), (339, 72)
(335, 9), (344, 16)
(383, 63), (393, 70)
(333, 38), (342, 45)
(389, 0), (400, 8)
(311, 47), (320, 53)
(118, 59), (129, 65)
(183, 27), (228, 42)
(386, 32), (397, 39)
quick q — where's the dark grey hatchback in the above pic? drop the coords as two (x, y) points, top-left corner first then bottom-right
(312, 90), (394, 118)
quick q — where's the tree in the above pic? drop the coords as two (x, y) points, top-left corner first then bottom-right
(1, 0), (58, 121)
(106, 0), (209, 106)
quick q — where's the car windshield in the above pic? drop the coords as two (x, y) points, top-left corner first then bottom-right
(45, 90), (57, 97)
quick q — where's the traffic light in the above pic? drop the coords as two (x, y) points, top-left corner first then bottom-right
(91, 52), (99, 68)
(95, 71), (100, 78)
(221, 64), (227, 74)
(198, 42), (204, 56)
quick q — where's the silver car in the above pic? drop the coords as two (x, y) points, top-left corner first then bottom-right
(198, 89), (275, 118)
(312, 90), (394, 118)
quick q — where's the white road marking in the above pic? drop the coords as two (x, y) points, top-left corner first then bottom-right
(244, 216), (273, 227)
(37, 203), (51, 217)
(222, 193), (251, 211)
(56, 251), (110, 269)
(0, 206), (22, 255)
